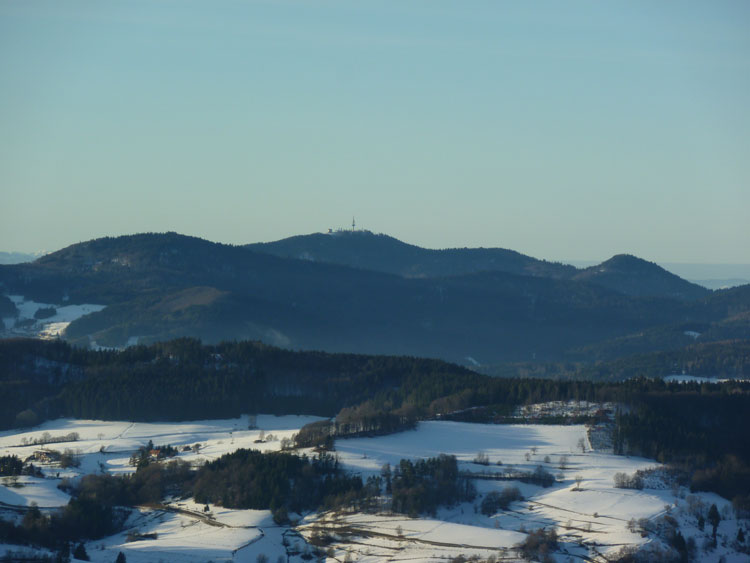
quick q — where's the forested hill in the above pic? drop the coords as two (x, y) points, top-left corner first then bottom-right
(247, 231), (709, 300)
(0, 337), (474, 430)
(0, 233), (741, 364)
(577, 339), (750, 381)
(478, 339), (750, 381)
(246, 230), (575, 280)
(572, 254), (709, 300)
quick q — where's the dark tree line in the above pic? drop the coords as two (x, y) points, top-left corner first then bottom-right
(0, 338), (472, 428)
(0, 499), (121, 553)
(295, 401), (418, 449)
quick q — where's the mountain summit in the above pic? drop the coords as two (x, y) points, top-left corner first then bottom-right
(572, 254), (709, 300)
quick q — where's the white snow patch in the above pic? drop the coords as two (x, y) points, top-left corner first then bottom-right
(335, 421), (589, 475)
(465, 356), (481, 367)
(0, 476), (71, 508)
(3, 295), (105, 339)
(664, 374), (734, 384)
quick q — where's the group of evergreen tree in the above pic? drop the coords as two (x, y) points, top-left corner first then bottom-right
(294, 402), (418, 449)
(0, 454), (23, 476)
(389, 454), (475, 516)
(192, 450), (363, 514)
(0, 498), (119, 553)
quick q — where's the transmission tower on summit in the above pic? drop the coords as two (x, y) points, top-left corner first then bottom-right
(352, 217), (356, 231)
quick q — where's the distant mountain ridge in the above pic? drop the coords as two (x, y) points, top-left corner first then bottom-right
(248, 231), (710, 300)
(0, 231), (742, 365)
(0, 251), (45, 265)
(246, 231), (575, 280)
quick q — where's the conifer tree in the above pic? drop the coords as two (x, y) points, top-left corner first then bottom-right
(708, 503), (721, 539)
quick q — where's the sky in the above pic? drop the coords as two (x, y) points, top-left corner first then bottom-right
(1, 1), (749, 263)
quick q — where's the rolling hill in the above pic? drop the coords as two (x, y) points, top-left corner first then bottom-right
(571, 253), (709, 300)
(246, 230), (575, 280)
(0, 232), (742, 364)
(248, 231), (710, 301)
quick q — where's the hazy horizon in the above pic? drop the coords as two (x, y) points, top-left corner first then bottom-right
(2, 1), (749, 262)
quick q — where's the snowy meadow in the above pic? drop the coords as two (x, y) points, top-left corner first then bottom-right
(2, 411), (746, 562)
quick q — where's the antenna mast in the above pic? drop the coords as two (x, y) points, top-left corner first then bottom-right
(352, 217), (356, 231)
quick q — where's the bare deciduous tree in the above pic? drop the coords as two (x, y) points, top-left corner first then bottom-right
(574, 475), (583, 491)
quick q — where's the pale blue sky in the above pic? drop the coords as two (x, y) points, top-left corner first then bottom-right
(1, 1), (748, 263)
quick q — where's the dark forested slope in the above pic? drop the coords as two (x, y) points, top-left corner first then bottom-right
(0, 233), (734, 364)
(247, 230), (575, 279)
(572, 254), (709, 300)
(248, 231), (710, 301)
(0, 337), (474, 429)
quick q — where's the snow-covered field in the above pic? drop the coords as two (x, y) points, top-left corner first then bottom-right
(1, 416), (747, 562)
(1, 294), (105, 338)
(0, 415), (323, 484)
(335, 421), (592, 474)
(85, 508), (273, 563)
